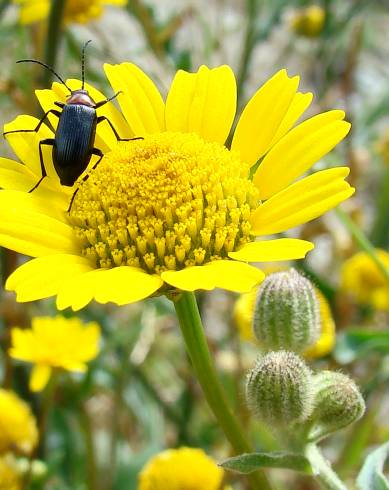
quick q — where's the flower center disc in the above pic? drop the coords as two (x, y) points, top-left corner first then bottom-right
(70, 132), (258, 275)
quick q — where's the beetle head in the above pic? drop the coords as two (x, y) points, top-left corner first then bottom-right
(66, 89), (96, 107)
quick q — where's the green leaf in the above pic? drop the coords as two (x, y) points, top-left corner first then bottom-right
(356, 442), (389, 490)
(220, 451), (313, 475)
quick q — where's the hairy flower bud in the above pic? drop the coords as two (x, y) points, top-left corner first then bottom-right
(309, 371), (365, 441)
(253, 269), (321, 352)
(246, 351), (314, 426)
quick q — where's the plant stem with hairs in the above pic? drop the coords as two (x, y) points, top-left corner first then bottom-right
(173, 291), (273, 490)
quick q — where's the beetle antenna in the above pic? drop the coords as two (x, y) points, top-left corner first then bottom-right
(81, 40), (92, 90)
(17, 59), (72, 92)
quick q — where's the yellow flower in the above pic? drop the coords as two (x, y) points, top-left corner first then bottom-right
(9, 316), (101, 391)
(0, 65), (353, 310)
(290, 5), (326, 38)
(13, 0), (127, 25)
(138, 447), (224, 490)
(234, 284), (335, 358)
(341, 250), (389, 310)
(0, 454), (22, 490)
(0, 390), (38, 455)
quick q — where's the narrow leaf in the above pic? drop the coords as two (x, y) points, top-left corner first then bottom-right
(220, 451), (313, 475)
(356, 442), (389, 490)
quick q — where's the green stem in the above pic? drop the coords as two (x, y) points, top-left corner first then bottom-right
(336, 207), (389, 285)
(236, 0), (260, 98)
(42, 0), (66, 87)
(306, 444), (347, 490)
(173, 291), (272, 490)
(0, 0), (9, 19)
(370, 169), (389, 248)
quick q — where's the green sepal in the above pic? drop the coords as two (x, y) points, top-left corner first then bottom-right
(220, 451), (313, 475)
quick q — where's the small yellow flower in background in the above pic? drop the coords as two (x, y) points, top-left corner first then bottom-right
(234, 283), (335, 358)
(341, 249), (389, 310)
(9, 316), (101, 391)
(0, 454), (22, 490)
(0, 390), (38, 455)
(290, 5), (326, 38)
(0, 64), (353, 310)
(138, 447), (225, 490)
(13, 0), (127, 25)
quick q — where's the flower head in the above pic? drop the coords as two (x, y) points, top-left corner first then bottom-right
(0, 64), (353, 310)
(290, 5), (326, 38)
(234, 278), (335, 358)
(9, 316), (101, 391)
(341, 249), (389, 310)
(138, 447), (224, 490)
(0, 454), (22, 490)
(13, 0), (127, 25)
(0, 390), (38, 455)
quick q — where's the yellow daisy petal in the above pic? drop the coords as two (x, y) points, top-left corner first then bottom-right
(268, 91), (313, 148)
(4, 115), (58, 182)
(253, 110), (351, 198)
(61, 361), (87, 372)
(0, 157), (38, 191)
(104, 62), (165, 135)
(57, 266), (163, 311)
(251, 167), (355, 235)
(231, 70), (299, 166)
(30, 365), (52, 392)
(5, 255), (93, 302)
(0, 157), (68, 205)
(162, 260), (264, 293)
(228, 238), (314, 262)
(102, 0), (127, 5)
(165, 65), (236, 144)
(0, 192), (79, 257)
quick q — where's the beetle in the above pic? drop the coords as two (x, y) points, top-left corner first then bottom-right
(4, 40), (141, 211)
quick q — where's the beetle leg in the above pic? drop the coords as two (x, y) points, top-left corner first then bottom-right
(29, 138), (55, 192)
(54, 101), (65, 108)
(96, 116), (143, 142)
(3, 109), (61, 136)
(67, 148), (103, 213)
(94, 91), (122, 108)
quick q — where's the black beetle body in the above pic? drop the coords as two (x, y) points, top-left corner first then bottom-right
(3, 41), (142, 211)
(54, 96), (97, 186)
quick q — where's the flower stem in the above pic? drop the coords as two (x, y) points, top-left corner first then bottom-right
(42, 0), (66, 87)
(336, 207), (389, 285)
(306, 444), (347, 490)
(173, 291), (272, 490)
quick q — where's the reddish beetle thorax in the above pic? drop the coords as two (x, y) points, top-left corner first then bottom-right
(66, 90), (96, 107)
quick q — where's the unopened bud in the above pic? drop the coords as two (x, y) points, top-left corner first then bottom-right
(309, 371), (365, 441)
(253, 269), (320, 352)
(246, 351), (314, 426)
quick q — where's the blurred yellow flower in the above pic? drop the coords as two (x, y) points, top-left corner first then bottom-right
(0, 390), (38, 455)
(13, 0), (127, 25)
(0, 454), (22, 490)
(9, 316), (101, 391)
(0, 65), (353, 310)
(341, 250), (389, 310)
(138, 447), (225, 490)
(290, 5), (325, 38)
(234, 284), (335, 358)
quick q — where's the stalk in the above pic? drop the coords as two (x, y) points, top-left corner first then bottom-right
(173, 291), (272, 490)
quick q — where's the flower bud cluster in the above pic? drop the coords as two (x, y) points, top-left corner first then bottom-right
(245, 269), (365, 442)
